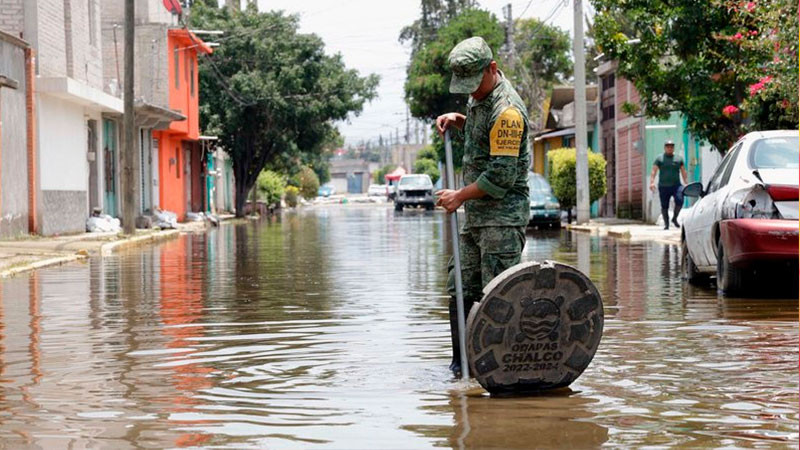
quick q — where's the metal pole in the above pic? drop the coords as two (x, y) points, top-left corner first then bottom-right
(445, 130), (469, 381)
(573, 0), (590, 224)
(122, 0), (136, 235)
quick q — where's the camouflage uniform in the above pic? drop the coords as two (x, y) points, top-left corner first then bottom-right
(444, 37), (530, 374)
(445, 37), (530, 306)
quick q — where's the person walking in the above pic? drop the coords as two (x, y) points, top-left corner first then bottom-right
(649, 140), (688, 230)
(434, 37), (530, 378)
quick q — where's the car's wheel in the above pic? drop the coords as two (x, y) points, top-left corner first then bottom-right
(682, 238), (708, 285)
(394, 202), (403, 212)
(716, 239), (747, 294)
(550, 220), (561, 230)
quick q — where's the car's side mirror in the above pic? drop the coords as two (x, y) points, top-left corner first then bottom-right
(683, 182), (704, 198)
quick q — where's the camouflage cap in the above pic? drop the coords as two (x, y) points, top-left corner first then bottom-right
(448, 36), (493, 94)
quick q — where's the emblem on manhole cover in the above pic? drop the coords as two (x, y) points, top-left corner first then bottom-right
(465, 261), (603, 395)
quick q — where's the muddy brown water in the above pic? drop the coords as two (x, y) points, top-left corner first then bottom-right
(0, 206), (796, 448)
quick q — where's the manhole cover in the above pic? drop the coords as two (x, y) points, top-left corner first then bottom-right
(466, 260), (603, 395)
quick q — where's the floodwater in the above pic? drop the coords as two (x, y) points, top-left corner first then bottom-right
(0, 206), (796, 449)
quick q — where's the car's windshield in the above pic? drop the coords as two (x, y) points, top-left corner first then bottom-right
(750, 136), (799, 169)
(399, 176), (432, 187)
(527, 174), (553, 194)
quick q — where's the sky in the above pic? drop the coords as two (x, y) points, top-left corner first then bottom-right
(255, 0), (582, 147)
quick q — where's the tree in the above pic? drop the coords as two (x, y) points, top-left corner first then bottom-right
(404, 8), (505, 169)
(416, 145), (439, 161)
(256, 170), (286, 207)
(591, 0), (798, 153)
(190, 2), (378, 216)
(296, 166), (320, 200)
(413, 146), (441, 185)
(506, 18), (572, 130)
(400, 0), (477, 58)
(414, 158), (441, 185)
(547, 148), (606, 223)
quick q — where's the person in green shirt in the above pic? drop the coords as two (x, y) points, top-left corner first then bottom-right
(435, 36), (530, 378)
(649, 140), (688, 230)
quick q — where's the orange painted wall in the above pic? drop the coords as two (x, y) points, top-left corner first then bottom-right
(157, 30), (211, 220)
(167, 30), (205, 140)
(156, 131), (186, 219)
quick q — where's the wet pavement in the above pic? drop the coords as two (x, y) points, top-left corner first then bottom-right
(0, 206), (796, 448)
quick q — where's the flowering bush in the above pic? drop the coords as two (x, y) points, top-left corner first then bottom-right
(592, 0), (797, 152)
(722, 105), (740, 117)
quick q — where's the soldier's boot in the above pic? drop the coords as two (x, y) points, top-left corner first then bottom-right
(448, 296), (474, 378)
(661, 207), (670, 230)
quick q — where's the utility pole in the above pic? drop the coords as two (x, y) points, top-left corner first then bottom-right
(122, 0), (136, 235)
(573, 0), (590, 224)
(405, 107), (410, 144)
(502, 3), (514, 70)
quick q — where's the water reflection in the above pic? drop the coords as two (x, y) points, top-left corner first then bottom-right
(0, 206), (795, 448)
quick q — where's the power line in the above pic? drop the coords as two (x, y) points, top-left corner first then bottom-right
(518, 0), (535, 18)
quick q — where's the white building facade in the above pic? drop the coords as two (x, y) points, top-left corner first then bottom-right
(2, 0), (123, 235)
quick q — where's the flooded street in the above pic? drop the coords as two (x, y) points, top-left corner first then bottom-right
(0, 206), (796, 448)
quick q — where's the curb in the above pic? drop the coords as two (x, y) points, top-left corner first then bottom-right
(0, 220), (223, 278)
(99, 229), (180, 256)
(0, 254), (88, 278)
(566, 224), (599, 234)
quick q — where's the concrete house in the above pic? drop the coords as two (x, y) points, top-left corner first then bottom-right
(2, 0), (124, 235)
(101, 0), (212, 222)
(532, 86), (598, 176)
(596, 61), (720, 222)
(0, 31), (34, 238)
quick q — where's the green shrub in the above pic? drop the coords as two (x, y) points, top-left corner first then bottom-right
(297, 166), (320, 200)
(256, 170), (286, 207)
(547, 148), (607, 211)
(416, 145), (439, 162)
(284, 185), (300, 207)
(413, 158), (441, 185)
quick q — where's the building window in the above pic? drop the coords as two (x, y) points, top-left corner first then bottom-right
(174, 46), (180, 89)
(190, 56), (195, 97)
(176, 147), (181, 178)
(601, 74), (615, 91)
(185, 50), (189, 85)
(88, 0), (97, 46)
(602, 104), (615, 121)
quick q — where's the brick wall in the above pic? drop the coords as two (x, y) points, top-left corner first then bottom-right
(101, 6), (169, 104)
(0, 0), (24, 37)
(64, 0), (103, 88)
(615, 77), (644, 219)
(33, 0), (68, 77)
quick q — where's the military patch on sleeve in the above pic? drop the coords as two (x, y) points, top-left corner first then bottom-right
(489, 107), (524, 157)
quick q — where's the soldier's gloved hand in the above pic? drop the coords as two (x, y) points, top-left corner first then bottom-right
(436, 189), (463, 213)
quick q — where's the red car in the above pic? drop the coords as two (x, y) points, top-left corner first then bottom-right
(681, 130), (798, 294)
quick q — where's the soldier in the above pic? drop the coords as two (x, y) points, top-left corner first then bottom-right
(435, 36), (531, 378)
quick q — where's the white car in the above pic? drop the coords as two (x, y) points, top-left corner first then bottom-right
(368, 184), (388, 197)
(394, 174), (435, 211)
(681, 130), (798, 294)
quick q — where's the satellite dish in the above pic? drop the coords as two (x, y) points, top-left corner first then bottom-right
(162, 0), (182, 15)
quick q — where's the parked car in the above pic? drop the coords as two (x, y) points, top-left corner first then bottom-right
(395, 174), (435, 211)
(527, 171), (561, 228)
(317, 185), (335, 198)
(681, 130), (798, 294)
(368, 184), (387, 197)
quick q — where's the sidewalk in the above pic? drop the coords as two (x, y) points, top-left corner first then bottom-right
(566, 218), (681, 246)
(0, 220), (213, 278)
